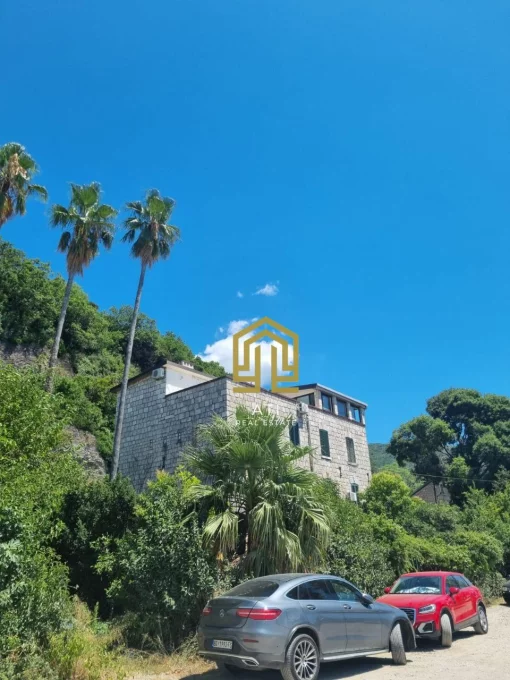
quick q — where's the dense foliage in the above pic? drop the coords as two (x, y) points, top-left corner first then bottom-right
(187, 407), (330, 576)
(0, 238), (225, 460)
(1, 364), (509, 675)
(388, 388), (510, 496)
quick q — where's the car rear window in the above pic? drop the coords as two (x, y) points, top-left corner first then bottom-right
(225, 580), (280, 598)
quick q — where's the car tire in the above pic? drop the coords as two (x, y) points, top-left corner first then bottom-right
(390, 623), (407, 665)
(281, 633), (320, 680)
(473, 604), (489, 635)
(440, 613), (453, 647)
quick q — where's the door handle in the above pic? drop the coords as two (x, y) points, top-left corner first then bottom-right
(306, 605), (316, 610)
(343, 604), (352, 610)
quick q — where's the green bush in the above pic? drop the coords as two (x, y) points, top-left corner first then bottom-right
(97, 471), (217, 651)
(55, 476), (137, 615)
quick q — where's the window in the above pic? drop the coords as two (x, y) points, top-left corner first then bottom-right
(455, 575), (470, 588)
(351, 483), (359, 494)
(346, 437), (356, 463)
(299, 580), (336, 601)
(329, 580), (362, 602)
(297, 393), (315, 406)
(350, 405), (362, 422)
(391, 576), (442, 595)
(289, 421), (300, 446)
(226, 580), (279, 598)
(319, 429), (330, 458)
(336, 399), (347, 417)
(286, 586), (299, 600)
(321, 392), (333, 411)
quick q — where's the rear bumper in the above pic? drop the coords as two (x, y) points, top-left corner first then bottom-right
(197, 627), (287, 670)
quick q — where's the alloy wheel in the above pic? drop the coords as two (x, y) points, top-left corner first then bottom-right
(293, 639), (318, 680)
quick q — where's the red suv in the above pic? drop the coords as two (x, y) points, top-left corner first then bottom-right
(377, 571), (488, 647)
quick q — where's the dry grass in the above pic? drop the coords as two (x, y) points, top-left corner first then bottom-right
(122, 650), (215, 680)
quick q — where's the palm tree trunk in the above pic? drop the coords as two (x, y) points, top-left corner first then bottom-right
(111, 262), (147, 480)
(46, 273), (74, 392)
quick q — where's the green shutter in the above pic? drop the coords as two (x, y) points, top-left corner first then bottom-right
(319, 429), (330, 458)
(289, 422), (300, 446)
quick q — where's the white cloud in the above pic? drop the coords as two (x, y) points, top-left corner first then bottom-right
(254, 283), (279, 297)
(236, 291), (244, 298)
(199, 319), (294, 387)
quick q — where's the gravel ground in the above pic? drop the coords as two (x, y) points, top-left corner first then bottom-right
(134, 603), (509, 680)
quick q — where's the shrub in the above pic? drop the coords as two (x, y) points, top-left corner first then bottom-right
(55, 476), (137, 615)
(97, 472), (217, 651)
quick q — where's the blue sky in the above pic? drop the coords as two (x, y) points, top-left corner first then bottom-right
(2, 1), (510, 442)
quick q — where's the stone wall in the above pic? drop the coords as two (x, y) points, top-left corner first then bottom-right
(226, 382), (371, 497)
(117, 374), (371, 497)
(118, 375), (227, 492)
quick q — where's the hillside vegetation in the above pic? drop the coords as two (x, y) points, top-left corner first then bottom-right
(1, 363), (509, 678)
(0, 238), (225, 461)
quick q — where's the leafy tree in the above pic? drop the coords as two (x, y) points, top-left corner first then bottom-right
(46, 183), (117, 391)
(0, 142), (47, 227)
(361, 471), (414, 520)
(0, 364), (83, 666)
(0, 239), (61, 345)
(111, 190), (180, 479)
(97, 471), (216, 651)
(187, 406), (330, 576)
(388, 388), (510, 493)
(55, 476), (136, 614)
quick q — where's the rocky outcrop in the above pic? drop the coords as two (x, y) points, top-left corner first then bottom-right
(67, 426), (106, 478)
(0, 342), (73, 373)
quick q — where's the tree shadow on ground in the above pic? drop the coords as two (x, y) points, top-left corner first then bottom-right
(181, 655), (398, 680)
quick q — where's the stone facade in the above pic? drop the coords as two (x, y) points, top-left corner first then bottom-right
(117, 365), (371, 496)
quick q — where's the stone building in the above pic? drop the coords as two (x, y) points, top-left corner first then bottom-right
(114, 360), (371, 497)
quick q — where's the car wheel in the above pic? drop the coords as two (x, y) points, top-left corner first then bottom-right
(281, 633), (320, 680)
(440, 613), (453, 647)
(217, 662), (246, 676)
(390, 623), (407, 665)
(473, 604), (489, 635)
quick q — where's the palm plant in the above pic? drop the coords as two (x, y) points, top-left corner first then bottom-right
(46, 182), (117, 391)
(186, 406), (330, 576)
(111, 189), (180, 480)
(0, 142), (48, 227)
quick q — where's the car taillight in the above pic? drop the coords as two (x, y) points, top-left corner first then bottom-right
(236, 608), (282, 620)
(202, 606), (212, 616)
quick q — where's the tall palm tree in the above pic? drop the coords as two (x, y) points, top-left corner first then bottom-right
(0, 142), (48, 227)
(46, 182), (117, 391)
(110, 189), (180, 480)
(186, 406), (330, 576)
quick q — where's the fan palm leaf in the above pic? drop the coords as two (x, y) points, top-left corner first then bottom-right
(0, 142), (48, 227)
(186, 405), (330, 576)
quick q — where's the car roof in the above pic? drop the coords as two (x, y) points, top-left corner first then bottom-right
(399, 571), (462, 578)
(247, 573), (345, 584)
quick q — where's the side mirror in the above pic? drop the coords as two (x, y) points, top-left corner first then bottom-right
(449, 586), (459, 596)
(361, 593), (375, 605)
(384, 587), (391, 594)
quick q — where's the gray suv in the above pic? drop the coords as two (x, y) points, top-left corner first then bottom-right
(198, 574), (415, 680)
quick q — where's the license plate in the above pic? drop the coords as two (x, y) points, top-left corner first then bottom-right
(213, 640), (233, 650)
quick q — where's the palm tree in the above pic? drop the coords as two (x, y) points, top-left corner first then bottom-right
(46, 182), (117, 391)
(110, 189), (180, 480)
(0, 142), (48, 227)
(186, 406), (330, 576)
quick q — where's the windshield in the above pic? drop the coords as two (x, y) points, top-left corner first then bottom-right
(390, 576), (442, 595)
